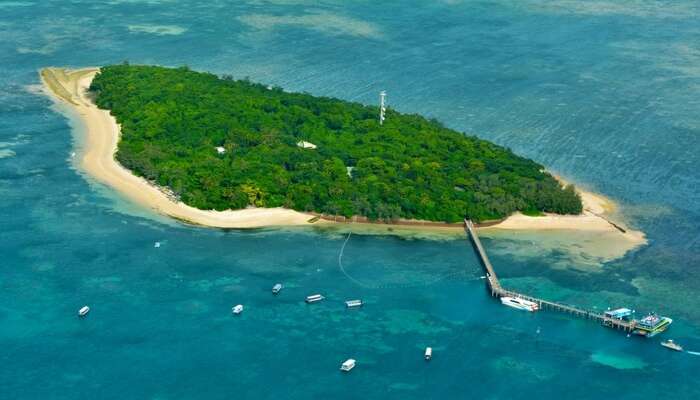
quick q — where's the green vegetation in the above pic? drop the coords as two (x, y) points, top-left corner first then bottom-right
(521, 209), (546, 217)
(89, 64), (582, 223)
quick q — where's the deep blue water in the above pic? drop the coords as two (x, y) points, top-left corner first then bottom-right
(1, 1), (699, 399)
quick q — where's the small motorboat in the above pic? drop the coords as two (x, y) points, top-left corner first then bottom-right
(232, 304), (244, 315)
(78, 306), (90, 317)
(660, 339), (683, 352)
(154, 241), (161, 248)
(424, 347), (432, 361)
(305, 294), (324, 303)
(272, 283), (283, 294)
(340, 359), (356, 372)
(345, 299), (362, 308)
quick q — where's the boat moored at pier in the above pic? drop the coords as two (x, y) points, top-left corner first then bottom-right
(500, 296), (539, 312)
(633, 313), (672, 337)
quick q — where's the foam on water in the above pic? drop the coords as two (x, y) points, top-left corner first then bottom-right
(590, 351), (648, 370)
(237, 12), (383, 39)
(127, 24), (187, 36)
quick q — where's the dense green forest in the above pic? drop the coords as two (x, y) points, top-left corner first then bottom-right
(89, 64), (582, 223)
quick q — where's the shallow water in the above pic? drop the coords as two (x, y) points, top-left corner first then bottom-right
(1, 1), (699, 399)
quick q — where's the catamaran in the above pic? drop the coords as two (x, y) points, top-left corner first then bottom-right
(500, 296), (539, 312)
(632, 313), (673, 337)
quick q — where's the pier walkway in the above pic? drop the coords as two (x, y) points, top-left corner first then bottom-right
(464, 219), (636, 332)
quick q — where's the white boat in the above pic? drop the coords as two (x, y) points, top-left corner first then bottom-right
(500, 296), (539, 312)
(272, 283), (283, 294)
(154, 241), (161, 248)
(305, 294), (324, 303)
(78, 306), (90, 317)
(424, 347), (432, 361)
(232, 304), (244, 314)
(660, 339), (683, 352)
(340, 359), (356, 372)
(345, 299), (362, 308)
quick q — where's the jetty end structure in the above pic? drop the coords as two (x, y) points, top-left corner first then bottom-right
(464, 219), (672, 337)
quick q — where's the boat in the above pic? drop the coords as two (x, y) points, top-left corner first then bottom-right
(305, 294), (325, 303)
(632, 313), (673, 337)
(424, 347), (432, 361)
(340, 359), (356, 372)
(345, 299), (362, 308)
(78, 306), (90, 317)
(272, 283), (283, 294)
(660, 339), (683, 352)
(232, 304), (244, 315)
(154, 241), (161, 248)
(500, 296), (539, 312)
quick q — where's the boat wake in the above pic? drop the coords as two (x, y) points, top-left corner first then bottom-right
(686, 351), (700, 356)
(337, 231), (482, 289)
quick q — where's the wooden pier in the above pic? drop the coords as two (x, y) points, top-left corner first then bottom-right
(464, 219), (637, 332)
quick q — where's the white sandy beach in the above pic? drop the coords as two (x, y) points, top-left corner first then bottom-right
(486, 186), (646, 245)
(41, 67), (317, 228)
(39, 66), (646, 251)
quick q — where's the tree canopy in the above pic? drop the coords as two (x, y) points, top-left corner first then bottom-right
(89, 65), (582, 223)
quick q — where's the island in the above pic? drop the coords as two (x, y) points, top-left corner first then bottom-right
(53, 64), (582, 221)
(38, 65), (645, 253)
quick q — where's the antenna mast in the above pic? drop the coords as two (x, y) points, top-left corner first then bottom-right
(379, 90), (387, 125)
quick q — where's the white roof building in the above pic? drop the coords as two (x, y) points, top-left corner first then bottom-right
(296, 141), (317, 149)
(215, 146), (226, 154)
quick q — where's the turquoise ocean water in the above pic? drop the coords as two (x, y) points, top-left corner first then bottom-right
(1, 1), (699, 398)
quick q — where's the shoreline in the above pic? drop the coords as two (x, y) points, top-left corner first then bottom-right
(41, 67), (318, 229)
(39, 66), (646, 249)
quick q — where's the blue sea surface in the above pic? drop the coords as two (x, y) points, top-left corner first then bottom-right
(1, 1), (699, 399)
